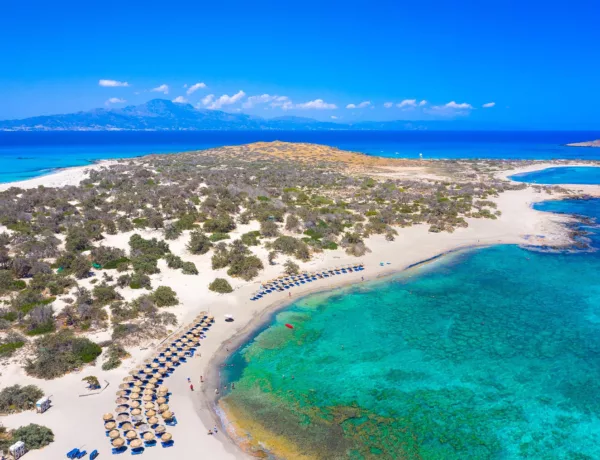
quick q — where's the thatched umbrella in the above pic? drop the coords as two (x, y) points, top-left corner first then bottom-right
(161, 433), (172, 442)
(144, 368), (154, 375)
(143, 388), (154, 394)
(182, 344), (191, 351)
(154, 425), (166, 434)
(164, 351), (172, 357)
(158, 357), (167, 363)
(171, 356), (180, 363)
(118, 383), (130, 390)
(109, 429), (120, 439)
(128, 368), (139, 376)
(130, 438), (143, 449)
(131, 408), (142, 416)
(180, 337), (189, 343)
(132, 415), (143, 423)
(147, 416), (159, 425)
(112, 438), (125, 448)
(115, 397), (128, 405)
(130, 392), (140, 400)
(158, 404), (169, 413)
(161, 411), (173, 420)
(143, 432), (155, 442)
(121, 422), (133, 431)
(103, 413), (114, 421)
(131, 385), (142, 393)
(104, 421), (117, 430)
(146, 409), (156, 417)
(144, 402), (154, 410)
(137, 423), (149, 432)
(156, 397), (167, 405)
(208, 315), (214, 321)
(150, 362), (159, 369)
(142, 395), (153, 402)
(116, 414), (129, 423)
(123, 375), (135, 382)
(158, 368), (169, 375)
(130, 401), (141, 409)
(125, 430), (138, 440)
(149, 377), (159, 384)
(116, 405), (128, 413)
(116, 390), (128, 397)
(158, 385), (168, 394)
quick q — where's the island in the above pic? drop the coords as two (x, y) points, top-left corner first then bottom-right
(566, 139), (600, 147)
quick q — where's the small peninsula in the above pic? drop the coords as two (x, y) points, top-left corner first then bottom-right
(566, 139), (600, 147)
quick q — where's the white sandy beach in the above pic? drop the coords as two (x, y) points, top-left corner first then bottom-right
(2, 160), (600, 460)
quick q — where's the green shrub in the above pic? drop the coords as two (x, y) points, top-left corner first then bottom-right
(240, 231), (261, 246)
(283, 259), (300, 275)
(152, 286), (179, 307)
(0, 385), (44, 413)
(102, 257), (130, 270)
(187, 231), (212, 255)
(12, 424), (54, 449)
(209, 278), (233, 293)
(181, 261), (198, 275)
(209, 232), (230, 242)
(102, 343), (128, 370)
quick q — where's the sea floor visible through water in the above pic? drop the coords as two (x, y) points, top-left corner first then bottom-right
(220, 198), (600, 459)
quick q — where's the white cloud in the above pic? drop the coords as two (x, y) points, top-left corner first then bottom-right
(105, 97), (126, 105)
(419, 100), (427, 106)
(296, 99), (337, 110)
(383, 102), (393, 108)
(186, 82), (207, 95)
(331, 115), (338, 119)
(99, 79), (129, 87)
(151, 84), (169, 94)
(173, 96), (188, 103)
(203, 90), (246, 109)
(271, 96), (293, 110)
(397, 99), (417, 108)
(443, 101), (473, 110)
(242, 94), (286, 109)
(346, 101), (371, 109)
(482, 102), (496, 108)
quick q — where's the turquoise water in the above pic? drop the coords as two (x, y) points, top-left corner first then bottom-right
(510, 166), (600, 184)
(2, 131), (600, 183)
(222, 198), (600, 459)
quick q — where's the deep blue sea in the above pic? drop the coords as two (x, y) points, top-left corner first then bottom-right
(1, 130), (600, 183)
(221, 198), (600, 459)
(511, 166), (600, 185)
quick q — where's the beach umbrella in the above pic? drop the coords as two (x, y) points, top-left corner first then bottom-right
(146, 409), (156, 417)
(150, 362), (159, 369)
(144, 402), (154, 410)
(156, 397), (167, 405)
(143, 388), (154, 395)
(158, 357), (167, 363)
(164, 351), (172, 357)
(142, 395), (153, 402)
(118, 383), (130, 390)
(116, 390), (128, 397)
(109, 429), (120, 439)
(158, 385), (168, 393)
(121, 422), (133, 431)
(126, 430), (138, 440)
(182, 344), (191, 351)
(130, 439), (143, 449)
(147, 416), (159, 425)
(181, 337), (189, 343)
(123, 376), (135, 382)
(143, 432), (155, 442)
(158, 368), (169, 374)
(130, 392), (140, 400)
(132, 415), (143, 423)
(144, 368), (154, 375)
(112, 438), (125, 448)
(132, 385), (142, 393)
(130, 401), (141, 409)
(115, 397), (128, 405)
(177, 351), (186, 357)
(116, 414), (129, 423)
(131, 408), (142, 416)
(154, 425), (166, 434)
(161, 433), (172, 442)
(116, 405), (128, 413)
(161, 411), (173, 420)
(137, 423), (149, 432)
(149, 377), (159, 384)
(104, 421), (117, 430)
(128, 369), (139, 376)
(158, 404), (169, 413)
(103, 413), (114, 421)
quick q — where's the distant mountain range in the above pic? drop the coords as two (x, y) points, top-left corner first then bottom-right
(0, 99), (491, 132)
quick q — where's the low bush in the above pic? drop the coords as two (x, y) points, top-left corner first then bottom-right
(209, 278), (233, 293)
(0, 385), (44, 413)
(209, 232), (230, 242)
(12, 424), (54, 449)
(152, 286), (179, 307)
(181, 261), (198, 275)
(101, 343), (128, 371)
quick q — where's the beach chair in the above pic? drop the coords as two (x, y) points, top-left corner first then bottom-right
(161, 440), (174, 448)
(165, 416), (178, 426)
(77, 450), (87, 458)
(131, 448), (144, 455)
(90, 451), (99, 460)
(67, 448), (80, 459)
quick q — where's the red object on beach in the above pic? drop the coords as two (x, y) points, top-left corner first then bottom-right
(285, 324), (294, 329)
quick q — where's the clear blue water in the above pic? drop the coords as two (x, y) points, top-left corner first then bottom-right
(1, 130), (600, 183)
(221, 198), (600, 459)
(510, 166), (600, 185)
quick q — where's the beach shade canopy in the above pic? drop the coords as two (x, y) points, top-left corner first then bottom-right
(131, 408), (142, 416)
(118, 383), (130, 390)
(103, 413), (114, 421)
(116, 390), (128, 397)
(158, 404), (169, 413)
(158, 357), (167, 363)
(143, 388), (154, 394)
(171, 356), (180, 362)
(131, 438), (143, 449)
(132, 385), (142, 393)
(177, 351), (186, 357)
(158, 368), (169, 375)
(147, 416), (159, 425)
(164, 351), (172, 357)
(132, 415), (143, 423)
(146, 409), (156, 417)
(116, 414), (129, 422)
(161, 411), (173, 420)
(115, 397), (128, 405)
(130, 392), (140, 400)
(149, 377), (159, 384)
(124, 376), (135, 382)
(104, 421), (117, 430)
(126, 430), (138, 440)
(112, 438), (125, 448)
(143, 432), (155, 441)
(121, 422), (134, 431)
(158, 385), (168, 394)
(161, 433), (172, 442)
(154, 425), (166, 434)
(156, 397), (167, 405)
(130, 401), (141, 409)
(150, 362), (159, 369)
(137, 423), (149, 432)
(116, 405), (128, 413)
(144, 402), (154, 410)
(109, 430), (120, 439)
(142, 395), (153, 402)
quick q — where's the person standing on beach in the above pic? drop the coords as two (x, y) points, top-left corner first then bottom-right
(200, 375), (204, 383)
(190, 383), (194, 391)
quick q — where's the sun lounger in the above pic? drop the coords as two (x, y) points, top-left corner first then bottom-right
(90, 450), (99, 460)
(67, 449), (80, 459)
(161, 440), (174, 448)
(77, 450), (87, 458)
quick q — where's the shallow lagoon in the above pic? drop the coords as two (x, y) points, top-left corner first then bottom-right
(510, 166), (600, 184)
(222, 199), (600, 459)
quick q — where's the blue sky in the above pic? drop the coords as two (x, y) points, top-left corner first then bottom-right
(2, 0), (600, 128)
